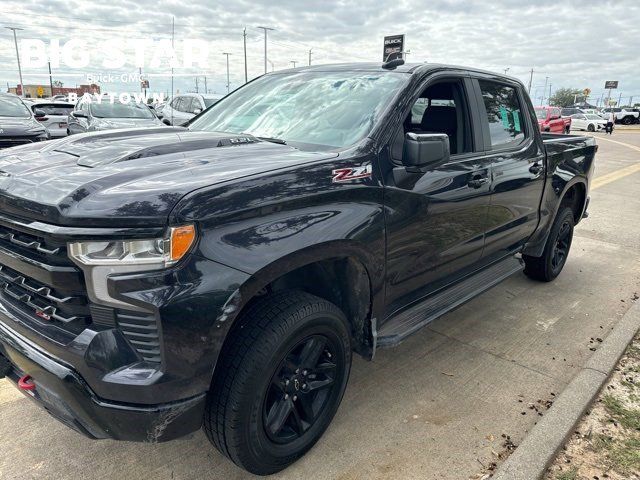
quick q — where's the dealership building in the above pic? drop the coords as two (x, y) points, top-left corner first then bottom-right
(6, 84), (100, 98)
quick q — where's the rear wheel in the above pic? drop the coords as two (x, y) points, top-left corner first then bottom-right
(622, 116), (633, 125)
(587, 124), (595, 132)
(523, 207), (574, 282)
(565, 125), (571, 134)
(204, 291), (352, 475)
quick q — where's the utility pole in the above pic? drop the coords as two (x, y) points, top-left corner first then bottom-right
(257, 26), (274, 74)
(204, 76), (208, 94)
(243, 27), (248, 83)
(548, 83), (552, 103)
(503, 68), (509, 75)
(541, 76), (549, 105)
(308, 48), (312, 66)
(617, 92), (622, 107)
(6, 27), (24, 97)
(223, 53), (232, 93)
(290, 61), (297, 68)
(171, 16), (175, 125)
(48, 61), (54, 96)
(195, 76), (199, 93)
(527, 69), (534, 94)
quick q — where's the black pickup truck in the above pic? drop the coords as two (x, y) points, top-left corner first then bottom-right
(0, 62), (596, 475)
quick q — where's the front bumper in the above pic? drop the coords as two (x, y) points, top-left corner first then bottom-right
(0, 321), (205, 442)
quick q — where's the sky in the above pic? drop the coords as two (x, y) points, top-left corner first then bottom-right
(0, 0), (639, 106)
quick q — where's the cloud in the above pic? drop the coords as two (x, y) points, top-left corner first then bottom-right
(0, 0), (638, 104)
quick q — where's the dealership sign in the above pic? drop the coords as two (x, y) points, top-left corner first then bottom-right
(383, 34), (405, 62)
(604, 80), (618, 89)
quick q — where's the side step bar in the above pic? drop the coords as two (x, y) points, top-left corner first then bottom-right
(377, 256), (524, 347)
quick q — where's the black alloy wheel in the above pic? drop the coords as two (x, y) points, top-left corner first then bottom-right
(204, 291), (352, 475)
(550, 218), (572, 275)
(523, 207), (575, 282)
(263, 334), (339, 444)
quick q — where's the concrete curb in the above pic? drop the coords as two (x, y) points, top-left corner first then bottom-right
(492, 302), (640, 480)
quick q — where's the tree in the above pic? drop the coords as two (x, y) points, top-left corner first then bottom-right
(53, 80), (64, 88)
(549, 87), (583, 107)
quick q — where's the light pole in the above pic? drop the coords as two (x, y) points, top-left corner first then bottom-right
(257, 26), (274, 74)
(504, 67), (510, 75)
(223, 53), (232, 93)
(6, 27), (24, 97)
(542, 76), (549, 105)
(290, 61), (297, 68)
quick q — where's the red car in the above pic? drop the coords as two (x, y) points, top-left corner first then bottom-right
(535, 106), (571, 133)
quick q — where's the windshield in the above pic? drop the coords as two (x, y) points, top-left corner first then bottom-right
(585, 114), (602, 120)
(89, 101), (155, 119)
(189, 71), (408, 149)
(534, 108), (547, 120)
(203, 98), (220, 107)
(0, 96), (31, 118)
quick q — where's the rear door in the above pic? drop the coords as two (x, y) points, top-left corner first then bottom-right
(472, 77), (546, 263)
(382, 74), (493, 315)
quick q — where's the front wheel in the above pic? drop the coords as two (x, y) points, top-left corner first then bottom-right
(622, 116), (633, 125)
(523, 207), (575, 282)
(565, 125), (571, 134)
(205, 291), (352, 475)
(587, 124), (595, 132)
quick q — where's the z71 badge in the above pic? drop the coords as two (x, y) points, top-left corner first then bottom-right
(331, 164), (372, 183)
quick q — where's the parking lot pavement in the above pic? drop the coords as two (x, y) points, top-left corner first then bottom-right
(1, 135), (639, 480)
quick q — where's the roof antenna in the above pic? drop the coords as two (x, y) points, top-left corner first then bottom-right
(382, 52), (407, 70)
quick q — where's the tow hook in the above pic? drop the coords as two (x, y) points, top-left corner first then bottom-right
(18, 375), (36, 391)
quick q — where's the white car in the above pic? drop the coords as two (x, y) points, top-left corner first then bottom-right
(26, 100), (74, 137)
(571, 113), (607, 132)
(600, 107), (639, 125)
(161, 93), (224, 126)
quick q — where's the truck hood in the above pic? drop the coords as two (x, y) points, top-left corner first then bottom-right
(0, 128), (337, 227)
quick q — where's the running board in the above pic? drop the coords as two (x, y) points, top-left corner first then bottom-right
(377, 256), (524, 347)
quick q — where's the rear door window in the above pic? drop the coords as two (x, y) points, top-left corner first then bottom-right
(478, 80), (526, 150)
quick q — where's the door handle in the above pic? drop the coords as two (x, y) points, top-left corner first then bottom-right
(467, 175), (489, 189)
(529, 162), (544, 175)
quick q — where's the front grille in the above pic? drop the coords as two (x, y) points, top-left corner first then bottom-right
(0, 219), (91, 336)
(116, 311), (161, 363)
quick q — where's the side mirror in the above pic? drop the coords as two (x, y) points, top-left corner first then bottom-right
(402, 133), (450, 171)
(33, 109), (46, 118)
(74, 111), (88, 118)
(192, 108), (202, 115)
(162, 118), (171, 126)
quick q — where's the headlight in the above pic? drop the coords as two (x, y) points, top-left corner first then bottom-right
(68, 225), (196, 308)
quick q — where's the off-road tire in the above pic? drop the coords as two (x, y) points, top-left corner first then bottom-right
(204, 291), (352, 475)
(523, 207), (575, 282)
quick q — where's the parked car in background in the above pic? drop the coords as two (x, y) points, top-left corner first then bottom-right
(600, 107), (639, 125)
(570, 113), (607, 132)
(0, 94), (49, 148)
(67, 98), (164, 134)
(161, 93), (224, 125)
(26, 100), (74, 138)
(535, 106), (571, 133)
(48, 95), (70, 102)
(560, 107), (581, 117)
(580, 108), (601, 116)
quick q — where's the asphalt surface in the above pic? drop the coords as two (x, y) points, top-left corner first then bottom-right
(1, 131), (639, 480)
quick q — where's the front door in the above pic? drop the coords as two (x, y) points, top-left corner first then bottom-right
(382, 76), (493, 317)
